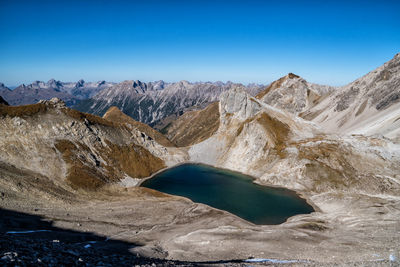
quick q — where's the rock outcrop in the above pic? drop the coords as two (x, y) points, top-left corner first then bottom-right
(220, 86), (262, 121)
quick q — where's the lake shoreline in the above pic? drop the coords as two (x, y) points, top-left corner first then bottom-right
(137, 161), (321, 218)
(140, 163), (314, 225)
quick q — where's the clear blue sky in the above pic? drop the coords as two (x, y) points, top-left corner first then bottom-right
(0, 0), (399, 86)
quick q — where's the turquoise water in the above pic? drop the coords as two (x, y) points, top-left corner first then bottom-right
(141, 164), (314, 225)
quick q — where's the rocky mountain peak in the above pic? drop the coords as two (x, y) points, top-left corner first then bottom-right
(38, 97), (66, 108)
(287, 73), (300, 79)
(220, 86), (261, 121)
(47, 79), (63, 89)
(97, 80), (106, 86)
(0, 83), (10, 91)
(90, 80), (151, 103)
(150, 80), (166, 91)
(118, 80), (147, 93)
(177, 80), (191, 88)
(255, 73), (334, 115)
(31, 80), (47, 89)
(132, 80), (143, 87)
(75, 79), (85, 88)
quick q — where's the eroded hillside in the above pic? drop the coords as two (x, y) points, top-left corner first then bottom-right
(0, 98), (186, 192)
(103, 106), (175, 148)
(159, 102), (220, 147)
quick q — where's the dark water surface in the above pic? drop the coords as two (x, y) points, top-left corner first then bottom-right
(141, 164), (314, 225)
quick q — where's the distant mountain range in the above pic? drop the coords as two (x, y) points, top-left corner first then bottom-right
(0, 79), (114, 106)
(0, 79), (264, 126)
(3, 53), (399, 139)
(72, 80), (264, 126)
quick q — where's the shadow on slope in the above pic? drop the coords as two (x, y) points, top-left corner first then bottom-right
(0, 208), (171, 266)
(0, 208), (303, 266)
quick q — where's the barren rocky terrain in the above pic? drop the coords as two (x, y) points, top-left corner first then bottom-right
(1, 54), (400, 266)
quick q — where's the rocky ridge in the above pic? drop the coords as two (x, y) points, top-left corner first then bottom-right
(301, 53), (400, 140)
(0, 98), (186, 191)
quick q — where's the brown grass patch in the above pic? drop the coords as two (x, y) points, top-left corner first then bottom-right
(103, 140), (166, 179)
(163, 102), (220, 147)
(236, 117), (254, 137)
(55, 140), (107, 190)
(256, 112), (290, 158)
(297, 142), (360, 192)
(55, 139), (165, 190)
(0, 103), (48, 117)
(54, 139), (78, 156)
(249, 97), (259, 103)
(304, 162), (349, 191)
(139, 187), (169, 198)
(102, 106), (175, 147)
(63, 108), (116, 127)
(0, 102), (118, 129)
(256, 77), (286, 99)
(67, 165), (107, 189)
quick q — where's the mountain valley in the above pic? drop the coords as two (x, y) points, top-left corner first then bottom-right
(1, 54), (400, 265)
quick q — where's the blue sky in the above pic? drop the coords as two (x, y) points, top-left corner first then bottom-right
(0, 0), (399, 86)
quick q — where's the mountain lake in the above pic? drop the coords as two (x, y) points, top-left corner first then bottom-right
(141, 164), (314, 224)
